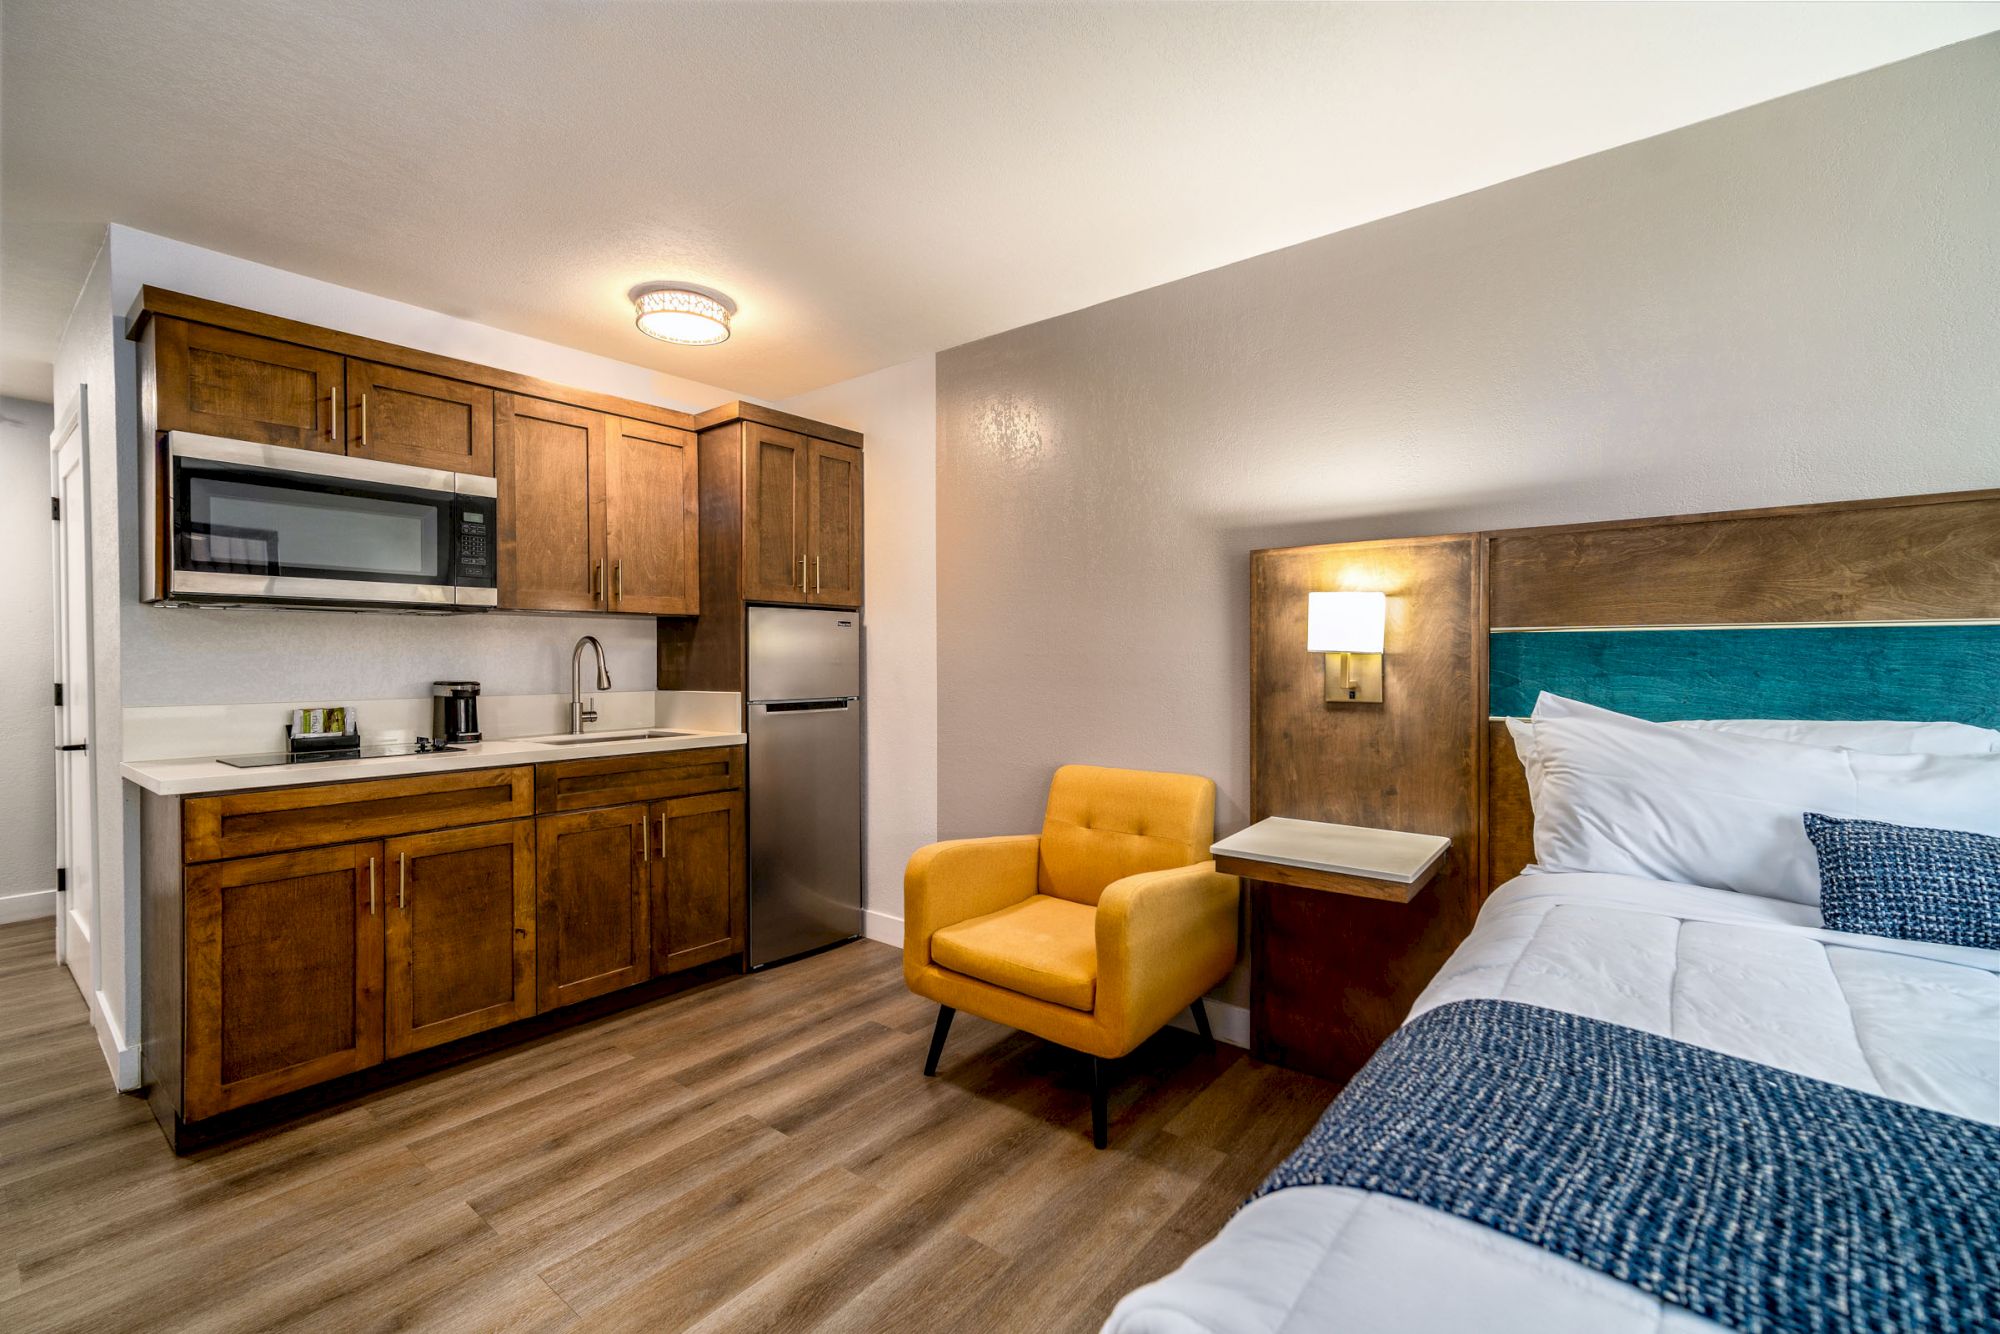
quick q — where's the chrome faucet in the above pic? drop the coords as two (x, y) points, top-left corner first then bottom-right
(570, 635), (612, 735)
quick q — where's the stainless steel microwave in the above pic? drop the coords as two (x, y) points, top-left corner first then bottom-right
(144, 432), (498, 610)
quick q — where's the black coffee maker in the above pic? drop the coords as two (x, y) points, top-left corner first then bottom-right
(431, 681), (482, 744)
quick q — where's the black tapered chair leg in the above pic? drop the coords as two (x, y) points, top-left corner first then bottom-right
(1091, 1056), (1109, 1149)
(1191, 998), (1214, 1044)
(923, 1005), (955, 1076)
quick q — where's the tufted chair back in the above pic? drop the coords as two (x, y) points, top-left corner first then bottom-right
(1035, 764), (1216, 906)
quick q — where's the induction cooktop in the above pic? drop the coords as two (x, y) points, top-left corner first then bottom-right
(217, 740), (465, 769)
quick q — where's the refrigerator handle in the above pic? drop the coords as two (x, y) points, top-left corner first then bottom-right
(756, 698), (855, 714)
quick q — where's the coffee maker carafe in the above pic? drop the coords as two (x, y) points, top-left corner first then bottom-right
(431, 681), (482, 744)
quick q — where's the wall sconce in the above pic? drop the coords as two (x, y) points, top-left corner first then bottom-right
(1307, 591), (1386, 703)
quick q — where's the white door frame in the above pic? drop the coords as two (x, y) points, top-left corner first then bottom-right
(50, 388), (95, 994)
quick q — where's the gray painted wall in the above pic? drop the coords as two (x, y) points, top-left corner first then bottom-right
(0, 397), (57, 911)
(936, 35), (2000, 848)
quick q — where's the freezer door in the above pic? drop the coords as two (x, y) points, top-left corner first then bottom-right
(747, 605), (861, 702)
(748, 699), (862, 967)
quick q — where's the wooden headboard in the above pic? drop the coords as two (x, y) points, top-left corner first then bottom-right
(1248, 487), (2000, 1080)
(1480, 489), (2000, 889)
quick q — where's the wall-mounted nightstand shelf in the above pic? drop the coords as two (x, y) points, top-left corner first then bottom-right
(1213, 817), (1450, 904)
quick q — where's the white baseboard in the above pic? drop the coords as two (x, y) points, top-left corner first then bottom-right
(1168, 998), (1250, 1049)
(0, 888), (56, 924)
(95, 988), (142, 1091)
(861, 907), (904, 949)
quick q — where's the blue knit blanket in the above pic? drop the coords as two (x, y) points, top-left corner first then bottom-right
(1254, 999), (2000, 1334)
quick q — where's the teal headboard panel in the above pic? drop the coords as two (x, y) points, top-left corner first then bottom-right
(1488, 624), (2000, 727)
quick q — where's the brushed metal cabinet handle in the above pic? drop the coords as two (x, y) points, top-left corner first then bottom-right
(815, 555), (821, 594)
(592, 560), (603, 603)
(658, 812), (667, 853)
(359, 391), (368, 449)
(398, 852), (408, 910)
(614, 559), (623, 605)
(641, 817), (649, 863)
(367, 856), (376, 916)
(799, 553), (807, 595)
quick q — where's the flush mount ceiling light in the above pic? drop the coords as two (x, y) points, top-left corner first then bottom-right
(629, 282), (735, 346)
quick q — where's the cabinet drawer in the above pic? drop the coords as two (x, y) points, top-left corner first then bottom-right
(535, 746), (744, 814)
(185, 767), (535, 863)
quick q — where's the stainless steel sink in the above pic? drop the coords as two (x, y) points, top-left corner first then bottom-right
(518, 729), (695, 746)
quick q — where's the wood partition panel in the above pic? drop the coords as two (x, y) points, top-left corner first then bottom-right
(1247, 534), (1485, 1082)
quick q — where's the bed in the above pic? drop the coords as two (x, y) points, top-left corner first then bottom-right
(1107, 870), (2000, 1333)
(1109, 678), (2000, 1333)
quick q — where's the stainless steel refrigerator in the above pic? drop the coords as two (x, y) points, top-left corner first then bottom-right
(746, 606), (863, 968)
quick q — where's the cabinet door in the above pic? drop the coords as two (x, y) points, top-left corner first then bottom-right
(650, 791), (746, 975)
(741, 423), (808, 602)
(496, 394), (606, 612)
(384, 821), (536, 1057)
(183, 842), (384, 1119)
(347, 361), (496, 475)
(535, 806), (651, 1010)
(806, 439), (863, 607)
(605, 416), (699, 615)
(153, 318), (344, 453)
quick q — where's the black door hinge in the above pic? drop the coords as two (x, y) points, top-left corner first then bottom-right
(54, 682), (63, 707)
(57, 867), (66, 896)
(51, 496), (60, 521)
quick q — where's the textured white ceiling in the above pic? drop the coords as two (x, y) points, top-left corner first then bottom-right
(4, 1), (1997, 403)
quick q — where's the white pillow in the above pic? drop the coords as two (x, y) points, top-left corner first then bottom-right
(1506, 701), (2000, 786)
(1518, 694), (2000, 905)
(1539, 695), (2000, 756)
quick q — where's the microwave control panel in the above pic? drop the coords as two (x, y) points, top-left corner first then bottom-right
(453, 498), (498, 588)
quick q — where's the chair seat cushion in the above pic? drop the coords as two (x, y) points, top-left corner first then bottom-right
(930, 895), (1098, 1011)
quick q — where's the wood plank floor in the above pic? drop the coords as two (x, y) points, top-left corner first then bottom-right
(0, 919), (1334, 1333)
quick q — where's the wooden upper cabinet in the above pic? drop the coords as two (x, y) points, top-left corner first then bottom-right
(153, 319), (344, 453)
(496, 394), (606, 612)
(535, 806), (651, 1010)
(347, 360), (495, 475)
(182, 841), (385, 1120)
(605, 416), (699, 615)
(383, 820), (536, 1058)
(742, 424), (808, 601)
(807, 439), (862, 607)
(651, 791), (745, 976)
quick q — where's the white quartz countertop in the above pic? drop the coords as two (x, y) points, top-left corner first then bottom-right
(121, 729), (747, 797)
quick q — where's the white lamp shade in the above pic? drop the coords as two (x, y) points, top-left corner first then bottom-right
(1306, 591), (1386, 654)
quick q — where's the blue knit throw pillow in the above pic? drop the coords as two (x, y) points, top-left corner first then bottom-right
(1803, 812), (2000, 949)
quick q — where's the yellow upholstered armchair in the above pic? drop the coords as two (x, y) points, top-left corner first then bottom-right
(903, 764), (1240, 1147)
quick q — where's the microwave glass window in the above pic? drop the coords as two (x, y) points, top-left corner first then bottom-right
(184, 474), (443, 580)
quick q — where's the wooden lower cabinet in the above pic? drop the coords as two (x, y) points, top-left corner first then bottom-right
(183, 842), (385, 1121)
(535, 805), (651, 1011)
(385, 820), (537, 1057)
(652, 791), (746, 975)
(143, 744), (747, 1147)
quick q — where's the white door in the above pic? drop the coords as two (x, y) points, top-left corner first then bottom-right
(50, 393), (94, 995)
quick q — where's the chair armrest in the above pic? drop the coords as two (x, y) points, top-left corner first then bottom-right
(1095, 861), (1241, 1047)
(903, 835), (1042, 976)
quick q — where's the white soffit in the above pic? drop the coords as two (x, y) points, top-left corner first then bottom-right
(3, 1), (1997, 401)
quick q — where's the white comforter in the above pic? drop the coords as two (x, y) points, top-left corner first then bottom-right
(1104, 873), (2000, 1334)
